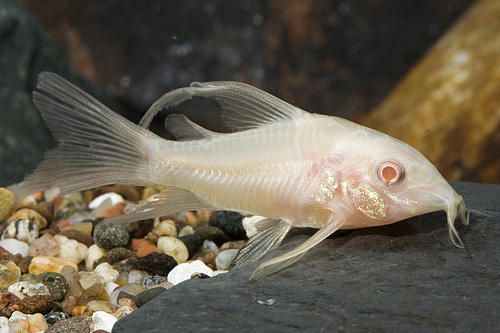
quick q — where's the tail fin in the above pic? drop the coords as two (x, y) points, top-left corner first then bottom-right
(8, 72), (158, 201)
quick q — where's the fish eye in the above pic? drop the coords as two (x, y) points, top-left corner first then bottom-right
(377, 161), (404, 186)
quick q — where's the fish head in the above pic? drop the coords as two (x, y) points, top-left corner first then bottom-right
(341, 129), (467, 246)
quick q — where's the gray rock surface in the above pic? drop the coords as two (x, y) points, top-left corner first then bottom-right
(113, 182), (500, 332)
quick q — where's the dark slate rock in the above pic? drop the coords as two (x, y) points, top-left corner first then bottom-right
(93, 222), (130, 250)
(210, 211), (247, 239)
(113, 182), (500, 332)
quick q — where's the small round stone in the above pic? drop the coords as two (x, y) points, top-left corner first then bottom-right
(157, 236), (189, 263)
(93, 247), (135, 269)
(8, 281), (51, 299)
(2, 219), (39, 244)
(85, 244), (108, 271)
(127, 219), (154, 238)
(28, 233), (60, 257)
(28, 256), (78, 275)
(44, 316), (92, 333)
(92, 310), (118, 332)
(54, 235), (88, 264)
(134, 287), (166, 308)
(147, 219), (177, 243)
(210, 211), (247, 239)
(133, 252), (177, 276)
(93, 223), (130, 250)
(215, 249), (239, 270)
(39, 272), (68, 303)
(0, 238), (30, 257)
(194, 226), (230, 246)
(128, 270), (149, 284)
(20, 273), (42, 284)
(58, 229), (94, 247)
(19, 294), (55, 314)
(0, 188), (15, 223)
(178, 225), (194, 237)
(141, 275), (165, 290)
(44, 311), (69, 325)
(178, 234), (203, 259)
(130, 238), (157, 258)
(7, 208), (48, 229)
(94, 262), (119, 283)
(0, 238), (30, 256)
(0, 260), (22, 288)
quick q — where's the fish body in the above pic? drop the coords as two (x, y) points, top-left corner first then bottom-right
(8, 73), (468, 279)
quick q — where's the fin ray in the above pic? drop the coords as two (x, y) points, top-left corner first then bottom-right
(164, 114), (217, 141)
(8, 72), (157, 201)
(139, 81), (308, 132)
(104, 187), (220, 224)
(230, 220), (291, 269)
(250, 211), (342, 280)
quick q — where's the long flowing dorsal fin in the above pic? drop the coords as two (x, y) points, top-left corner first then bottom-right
(104, 186), (220, 225)
(139, 81), (308, 132)
(165, 114), (218, 141)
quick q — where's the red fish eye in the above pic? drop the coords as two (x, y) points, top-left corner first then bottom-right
(378, 161), (404, 186)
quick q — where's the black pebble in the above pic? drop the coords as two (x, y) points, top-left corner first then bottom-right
(210, 211), (247, 239)
(178, 234), (203, 259)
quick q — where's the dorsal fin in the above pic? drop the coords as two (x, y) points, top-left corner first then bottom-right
(188, 82), (308, 131)
(139, 81), (308, 132)
(165, 114), (217, 141)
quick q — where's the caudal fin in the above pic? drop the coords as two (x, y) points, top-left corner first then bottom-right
(8, 72), (158, 201)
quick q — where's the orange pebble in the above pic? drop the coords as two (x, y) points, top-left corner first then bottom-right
(98, 202), (127, 217)
(130, 238), (157, 258)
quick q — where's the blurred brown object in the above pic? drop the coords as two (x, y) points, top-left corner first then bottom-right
(361, 0), (500, 183)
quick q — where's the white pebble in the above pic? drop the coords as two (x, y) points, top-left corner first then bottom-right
(201, 239), (219, 254)
(92, 311), (117, 332)
(2, 219), (39, 244)
(215, 249), (239, 270)
(54, 235), (88, 264)
(104, 281), (120, 298)
(94, 262), (119, 283)
(157, 236), (189, 263)
(88, 192), (124, 210)
(178, 225), (194, 237)
(79, 272), (104, 289)
(128, 270), (149, 284)
(0, 316), (8, 333)
(8, 282), (50, 299)
(242, 215), (267, 238)
(85, 244), (108, 271)
(167, 260), (214, 285)
(0, 239), (29, 257)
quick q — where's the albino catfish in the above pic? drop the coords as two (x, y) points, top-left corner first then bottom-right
(8, 72), (468, 279)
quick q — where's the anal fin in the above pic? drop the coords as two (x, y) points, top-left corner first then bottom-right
(103, 186), (219, 224)
(230, 220), (291, 269)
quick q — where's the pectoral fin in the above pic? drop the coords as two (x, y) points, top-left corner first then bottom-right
(230, 220), (291, 269)
(250, 211), (342, 280)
